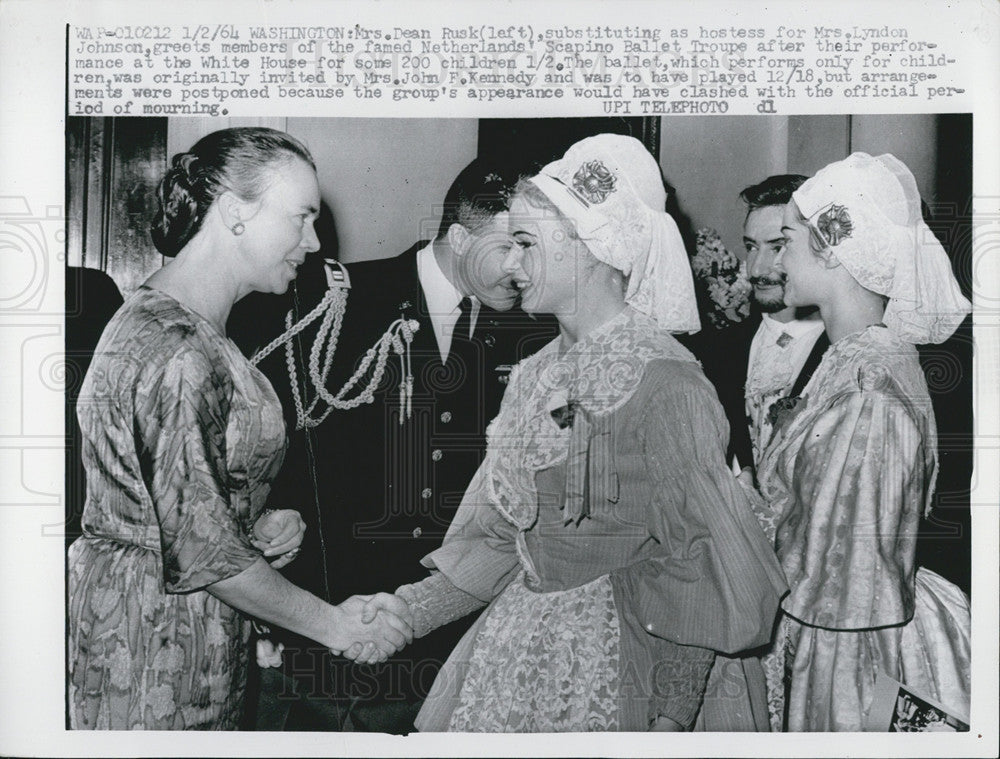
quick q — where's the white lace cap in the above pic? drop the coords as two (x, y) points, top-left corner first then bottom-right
(793, 152), (971, 344)
(528, 134), (700, 334)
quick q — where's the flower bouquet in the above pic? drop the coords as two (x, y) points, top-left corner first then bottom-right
(690, 227), (752, 329)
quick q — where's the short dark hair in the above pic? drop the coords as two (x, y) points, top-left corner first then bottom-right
(435, 157), (519, 239)
(151, 127), (315, 257)
(739, 174), (808, 214)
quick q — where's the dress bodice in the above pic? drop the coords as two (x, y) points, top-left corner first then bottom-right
(78, 287), (286, 557)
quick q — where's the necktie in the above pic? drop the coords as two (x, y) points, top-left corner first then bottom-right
(454, 296), (474, 342)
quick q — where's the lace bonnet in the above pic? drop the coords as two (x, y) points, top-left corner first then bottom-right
(793, 152), (971, 344)
(528, 134), (701, 333)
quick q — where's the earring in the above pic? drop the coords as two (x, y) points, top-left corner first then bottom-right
(231, 222), (245, 236)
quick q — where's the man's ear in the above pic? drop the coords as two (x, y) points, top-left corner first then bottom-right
(446, 222), (470, 256)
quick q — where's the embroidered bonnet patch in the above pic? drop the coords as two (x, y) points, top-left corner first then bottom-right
(816, 204), (853, 246)
(572, 160), (617, 204)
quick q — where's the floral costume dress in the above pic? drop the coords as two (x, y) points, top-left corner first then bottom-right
(68, 287), (286, 729)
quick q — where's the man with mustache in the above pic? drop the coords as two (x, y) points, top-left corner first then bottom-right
(740, 174), (828, 468)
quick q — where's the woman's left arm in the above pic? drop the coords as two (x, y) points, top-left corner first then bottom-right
(610, 365), (788, 656)
(607, 364), (788, 729)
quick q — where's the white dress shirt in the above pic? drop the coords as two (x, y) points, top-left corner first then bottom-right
(745, 313), (825, 467)
(416, 243), (480, 363)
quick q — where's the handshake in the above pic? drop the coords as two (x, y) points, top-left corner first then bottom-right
(331, 592), (416, 665)
(251, 511), (421, 667)
(257, 592), (415, 669)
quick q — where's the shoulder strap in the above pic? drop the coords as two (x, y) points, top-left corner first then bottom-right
(323, 258), (351, 290)
(789, 330), (830, 399)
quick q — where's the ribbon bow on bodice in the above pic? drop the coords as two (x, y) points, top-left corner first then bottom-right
(549, 400), (619, 525)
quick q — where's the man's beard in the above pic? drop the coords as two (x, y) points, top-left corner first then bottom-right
(750, 276), (787, 313)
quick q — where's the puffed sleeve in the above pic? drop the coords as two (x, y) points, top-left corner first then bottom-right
(419, 464), (522, 603)
(610, 362), (788, 655)
(134, 347), (261, 593)
(777, 381), (926, 630)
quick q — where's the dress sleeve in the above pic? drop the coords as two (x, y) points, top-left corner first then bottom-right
(777, 384), (925, 630)
(135, 347), (261, 593)
(419, 464), (521, 603)
(610, 363), (788, 655)
(396, 571), (488, 639)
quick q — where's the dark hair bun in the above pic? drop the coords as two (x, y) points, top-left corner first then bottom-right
(150, 152), (203, 257)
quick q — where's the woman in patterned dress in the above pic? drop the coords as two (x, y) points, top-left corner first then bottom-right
(754, 153), (972, 730)
(361, 134), (789, 732)
(67, 128), (411, 729)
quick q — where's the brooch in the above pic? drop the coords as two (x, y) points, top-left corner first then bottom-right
(572, 160), (617, 204)
(816, 204), (853, 246)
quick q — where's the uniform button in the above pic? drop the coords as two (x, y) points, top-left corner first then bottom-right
(431, 449), (443, 462)
(412, 527), (422, 538)
(440, 412), (452, 423)
(484, 334), (496, 347)
(421, 488), (433, 499)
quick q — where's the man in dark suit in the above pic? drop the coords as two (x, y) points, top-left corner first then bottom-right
(248, 158), (557, 732)
(690, 175), (828, 473)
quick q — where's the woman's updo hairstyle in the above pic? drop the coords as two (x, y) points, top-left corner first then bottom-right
(151, 127), (315, 256)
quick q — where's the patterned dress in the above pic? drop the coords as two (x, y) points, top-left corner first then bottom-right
(756, 325), (971, 731)
(413, 309), (788, 732)
(68, 287), (287, 729)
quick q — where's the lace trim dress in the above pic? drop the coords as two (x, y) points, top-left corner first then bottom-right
(68, 287), (286, 729)
(755, 325), (971, 731)
(411, 308), (787, 732)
